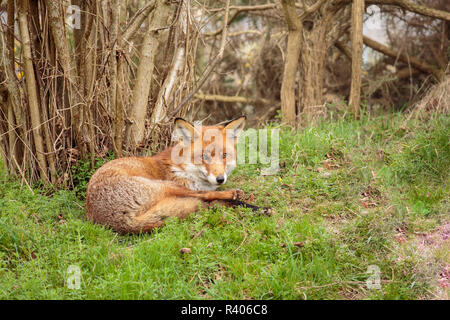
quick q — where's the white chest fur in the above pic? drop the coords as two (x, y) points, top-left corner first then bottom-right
(171, 164), (219, 191)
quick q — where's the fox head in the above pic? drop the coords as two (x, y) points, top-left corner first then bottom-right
(172, 116), (246, 188)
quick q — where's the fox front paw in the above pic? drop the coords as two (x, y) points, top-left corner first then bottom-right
(232, 189), (245, 200)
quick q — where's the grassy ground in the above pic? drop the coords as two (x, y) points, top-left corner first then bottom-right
(0, 113), (448, 299)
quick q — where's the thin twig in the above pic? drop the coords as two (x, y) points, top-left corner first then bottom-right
(166, 0), (231, 120)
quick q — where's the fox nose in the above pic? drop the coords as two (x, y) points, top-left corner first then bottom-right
(216, 176), (225, 184)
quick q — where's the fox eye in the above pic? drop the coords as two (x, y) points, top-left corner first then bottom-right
(222, 153), (227, 159)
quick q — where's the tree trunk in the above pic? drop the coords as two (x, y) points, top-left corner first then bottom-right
(7, 99), (18, 170)
(110, 0), (121, 157)
(4, 0), (22, 172)
(349, 0), (364, 119)
(299, 22), (328, 120)
(280, 0), (302, 127)
(128, 0), (170, 149)
(115, 50), (125, 158)
(46, 0), (85, 155)
(18, 0), (49, 184)
(150, 1), (188, 127)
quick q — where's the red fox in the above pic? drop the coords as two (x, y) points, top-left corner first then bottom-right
(86, 116), (268, 234)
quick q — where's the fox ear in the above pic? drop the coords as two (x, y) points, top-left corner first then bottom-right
(224, 116), (246, 139)
(173, 118), (199, 142)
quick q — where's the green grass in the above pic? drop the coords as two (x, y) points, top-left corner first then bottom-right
(0, 113), (448, 299)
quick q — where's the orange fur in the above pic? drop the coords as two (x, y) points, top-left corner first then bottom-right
(86, 117), (246, 234)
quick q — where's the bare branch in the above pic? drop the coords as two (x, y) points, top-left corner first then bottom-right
(208, 3), (277, 12)
(204, 0), (327, 37)
(167, 0), (231, 120)
(335, 40), (352, 60)
(334, 0), (450, 21)
(363, 35), (441, 78)
(123, 0), (157, 42)
(194, 93), (271, 105)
